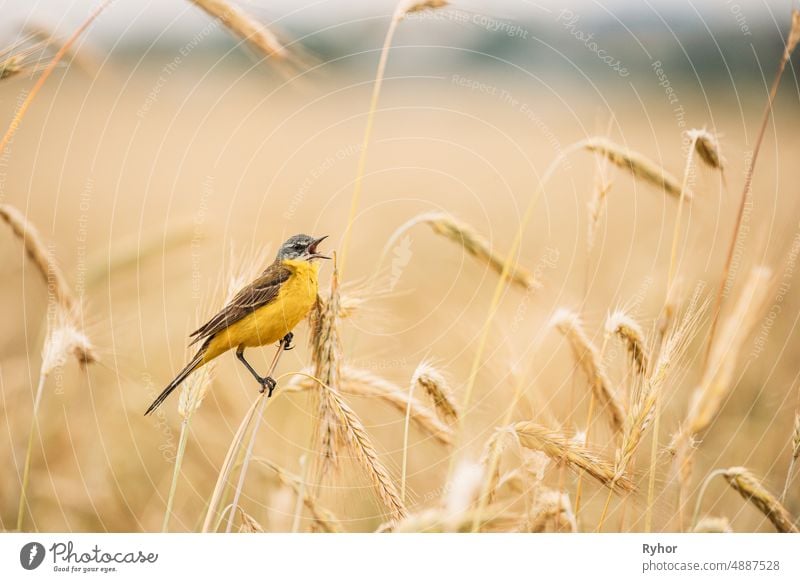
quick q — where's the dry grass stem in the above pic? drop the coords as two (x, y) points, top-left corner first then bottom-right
(605, 310), (649, 376)
(551, 308), (624, 434)
(412, 361), (458, 423)
(582, 137), (683, 199)
(723, 467), (799, 533)
(514, 421), (634, 494)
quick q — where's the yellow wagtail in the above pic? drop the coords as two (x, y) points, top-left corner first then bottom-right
(144, 234), (330, 415)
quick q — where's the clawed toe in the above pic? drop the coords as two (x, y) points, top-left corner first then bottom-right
(259, 376), (277, 397)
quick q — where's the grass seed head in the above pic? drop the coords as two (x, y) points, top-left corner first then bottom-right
(583, 136), (684, 199)
(412, 361), (458, 423)
(606, 309), (649, 377)
(723, 467), (799, 533)
(551, 308), (624, 434)
(687, 128), (724, 170)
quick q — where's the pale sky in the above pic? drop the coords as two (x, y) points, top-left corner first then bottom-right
(0, 0), (789, 45)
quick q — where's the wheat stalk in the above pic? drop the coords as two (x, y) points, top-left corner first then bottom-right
(723, 467), (799, 533)
(338, 0), (449, 274)
(17, 310), (94, 530)
(685, 267), (772, 438)
(0, 37), (49, 81)
(309, 261), (345, 478)
(582, 137), (683, 199)
(514, 421), (634, 494)
(605, 309), (649, 377)
(616, 298), (702, 479)
(310, 375), (407, 521)
(688, 128), (724, 170)
(188, 0), (288, 60)
(411, 361), (458, 423)
(339, 367), (453, 445)
(479, 427), (515, 504)
(781, 412), (800, 502)
(373, 212), (540, 293)
(1, 204), (76, 313)
(587, 151), (614, 253)
(551, 308), (624, 434)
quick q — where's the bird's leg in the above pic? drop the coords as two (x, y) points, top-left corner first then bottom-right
(236, 347), (277, 397)
(281, 332), (294, 351)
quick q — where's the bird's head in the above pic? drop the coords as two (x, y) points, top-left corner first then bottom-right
(276, 234), (330, 261)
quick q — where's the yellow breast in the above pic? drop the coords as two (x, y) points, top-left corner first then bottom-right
(203, 260), (319, 361)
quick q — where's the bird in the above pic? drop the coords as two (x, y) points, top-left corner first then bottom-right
(144, 233), (330, 416)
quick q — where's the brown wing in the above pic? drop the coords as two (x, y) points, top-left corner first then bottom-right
(188, 261), (292, 346)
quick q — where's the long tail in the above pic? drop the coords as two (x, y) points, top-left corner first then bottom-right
(144, 348), (206, 416)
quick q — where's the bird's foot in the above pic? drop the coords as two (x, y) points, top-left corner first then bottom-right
(281, 332), (294, 351)
(259, 376), (277, 397)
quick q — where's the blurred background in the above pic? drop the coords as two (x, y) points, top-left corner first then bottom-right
(1, 0), (798, 532)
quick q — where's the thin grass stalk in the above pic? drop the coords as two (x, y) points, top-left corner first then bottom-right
(224, 345), (287, 533)
(666, 130), (699, 294)
(781, 412), (800, 502)
(703, 9), (800, 367)
(472, 372), (526, 532)
(449, 141), (585, 485)
(581, 137), (683, 199)
(161, 419), (191, 532)
(575, 332), (610, 521)
(339, 0), (449, 274)
(290, 456), (309, 533)
(691, 468), (727, 530)
(201, 376), (279, 532)
(16, 371), (48, 531)
(400, 376), (415, 503)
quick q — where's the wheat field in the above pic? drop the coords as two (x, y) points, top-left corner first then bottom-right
(1, 1), (799, 534)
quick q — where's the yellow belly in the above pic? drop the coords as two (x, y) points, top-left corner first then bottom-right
(201, 259), (318, 363)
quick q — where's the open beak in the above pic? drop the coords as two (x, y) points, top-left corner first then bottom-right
(307, 235), (330, 259)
